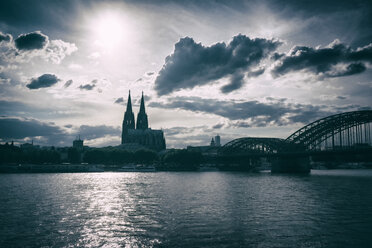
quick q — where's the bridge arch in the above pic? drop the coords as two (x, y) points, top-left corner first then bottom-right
(286, 110), (372, 151)
(219, 137), (302, 155)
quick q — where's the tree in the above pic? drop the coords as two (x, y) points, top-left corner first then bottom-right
(68, 147), (80, 163)
(134, 149), (158, 164)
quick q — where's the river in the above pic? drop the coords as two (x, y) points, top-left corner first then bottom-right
(0, 170), (371, 247)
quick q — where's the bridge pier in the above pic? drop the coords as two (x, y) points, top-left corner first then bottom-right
(271, 155), (310, 173)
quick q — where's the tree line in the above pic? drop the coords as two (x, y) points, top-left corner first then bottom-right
(0, 144), (204, 170)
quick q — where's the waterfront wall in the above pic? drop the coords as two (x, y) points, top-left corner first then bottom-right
(271, 155), (310, 173)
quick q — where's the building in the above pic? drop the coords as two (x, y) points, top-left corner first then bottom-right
(187, 135), (222, 156)
(209, 134), (221, 147)
(214, 135), (221, 146)
(121, 91), (166, 151)
(73, 135), (84, 151)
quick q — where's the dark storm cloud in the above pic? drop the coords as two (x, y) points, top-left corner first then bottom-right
(0, 32), (11, 43)
(329, 63), (366, 77)
(0, 115), (121, 146)
(114, 97), (124, 104)
(271, 53), (284, 61)
(26, 74), (60, 89)
(272, 41), (372, 78)
(149, 96), (333, 126)
(155, 34), (281, 95)
(14, 31), (48, 50)
(267, 0), (372, 46)
(212, 123), (224, 129)
(0, 100), (38, 116)
(79, 83), (95, 90)
(0, 0), (80, 34)
(0, 116), (63, 139)
(220, 73), (245, 93)
(0, 30), (77, 64)
(248, 68), (265, 78)
(78, 79), (101, 91)
(78, 125), (121, 140)
(336, 96), (347, 100)
(64, 79), (73, 88)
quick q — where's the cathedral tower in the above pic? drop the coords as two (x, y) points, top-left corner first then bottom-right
(120, 91), (165, 151)
(136, 91), (148, 130)
(122, 91), (135, 144)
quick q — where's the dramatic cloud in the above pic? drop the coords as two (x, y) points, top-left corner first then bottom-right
(78, 125), (121, 140)
(0, 116), (63, 139)
(337, 96), (347, 100)
(0, 100), (40, 116)
(0, 32), (11, 43)
(220, 73), (245, 93)
(272, 41), (372, 78)
(269, 0), (372, 46)
(149, 96), (334, 126)
(114, 97), (124, 104)
(26, 74), (61, 89)
(248, 67), (265, 77)
(64, 79), (73, 88)
(212, 123), (224, 129)
(45, 39), (77, 64)
(14, 31), (48, 50)
(79, 83), (95, 90)
(0, 31), (77, 65)
(0, 116), (121, 147)
(77, 79), (110, 92)
(155, 34), (281, 95)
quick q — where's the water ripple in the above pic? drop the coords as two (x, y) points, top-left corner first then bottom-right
(0, 170), (372, 247)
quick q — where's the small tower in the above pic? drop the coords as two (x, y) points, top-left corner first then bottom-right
(214, 134), (221, 146)
(136, 91), (149, 130)
(210, 137), (215, 147)
(73, 135), (84, 151)
(122, 91), (135, 144)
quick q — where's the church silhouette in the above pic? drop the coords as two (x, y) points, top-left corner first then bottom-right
(121, 91), (166, 151)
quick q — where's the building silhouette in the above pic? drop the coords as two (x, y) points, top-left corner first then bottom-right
(214, 135), (221, 146)
(73, 135), (84, 151)
(187, 135), (222, 156)
(210, 138), (215, 146)
(209, 135), (221, 147)
(121, 91), (166, 151)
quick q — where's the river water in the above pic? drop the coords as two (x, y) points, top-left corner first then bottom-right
(0, 170), (372, 247)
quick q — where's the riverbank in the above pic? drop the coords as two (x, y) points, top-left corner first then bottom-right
(1, 161), (372, 173)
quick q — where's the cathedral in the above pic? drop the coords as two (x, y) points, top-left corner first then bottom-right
(121, 91), (166, 151)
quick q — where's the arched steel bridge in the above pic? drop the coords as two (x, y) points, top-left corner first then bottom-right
(220, 110), (372, 155)
(286, 110), (372, 150)
(219, 137), (303, 155)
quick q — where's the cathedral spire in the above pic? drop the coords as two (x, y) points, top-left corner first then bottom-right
(126, 90), (133, 112)
(136, 91), (149, 130)
(139, 91), (146, 113)
(122, 90), (135, 144)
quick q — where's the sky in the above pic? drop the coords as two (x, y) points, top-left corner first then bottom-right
(0, 0), (371, 148)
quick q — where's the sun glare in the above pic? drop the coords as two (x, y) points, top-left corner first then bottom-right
(91, 11), (126, 50)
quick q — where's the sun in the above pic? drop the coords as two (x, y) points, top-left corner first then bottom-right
(91, 11), (126, 50)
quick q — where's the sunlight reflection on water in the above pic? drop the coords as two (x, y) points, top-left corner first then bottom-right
(0, 170), (372, 247)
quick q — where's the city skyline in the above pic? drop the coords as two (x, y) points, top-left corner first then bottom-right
(0, 0), (371, 148)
